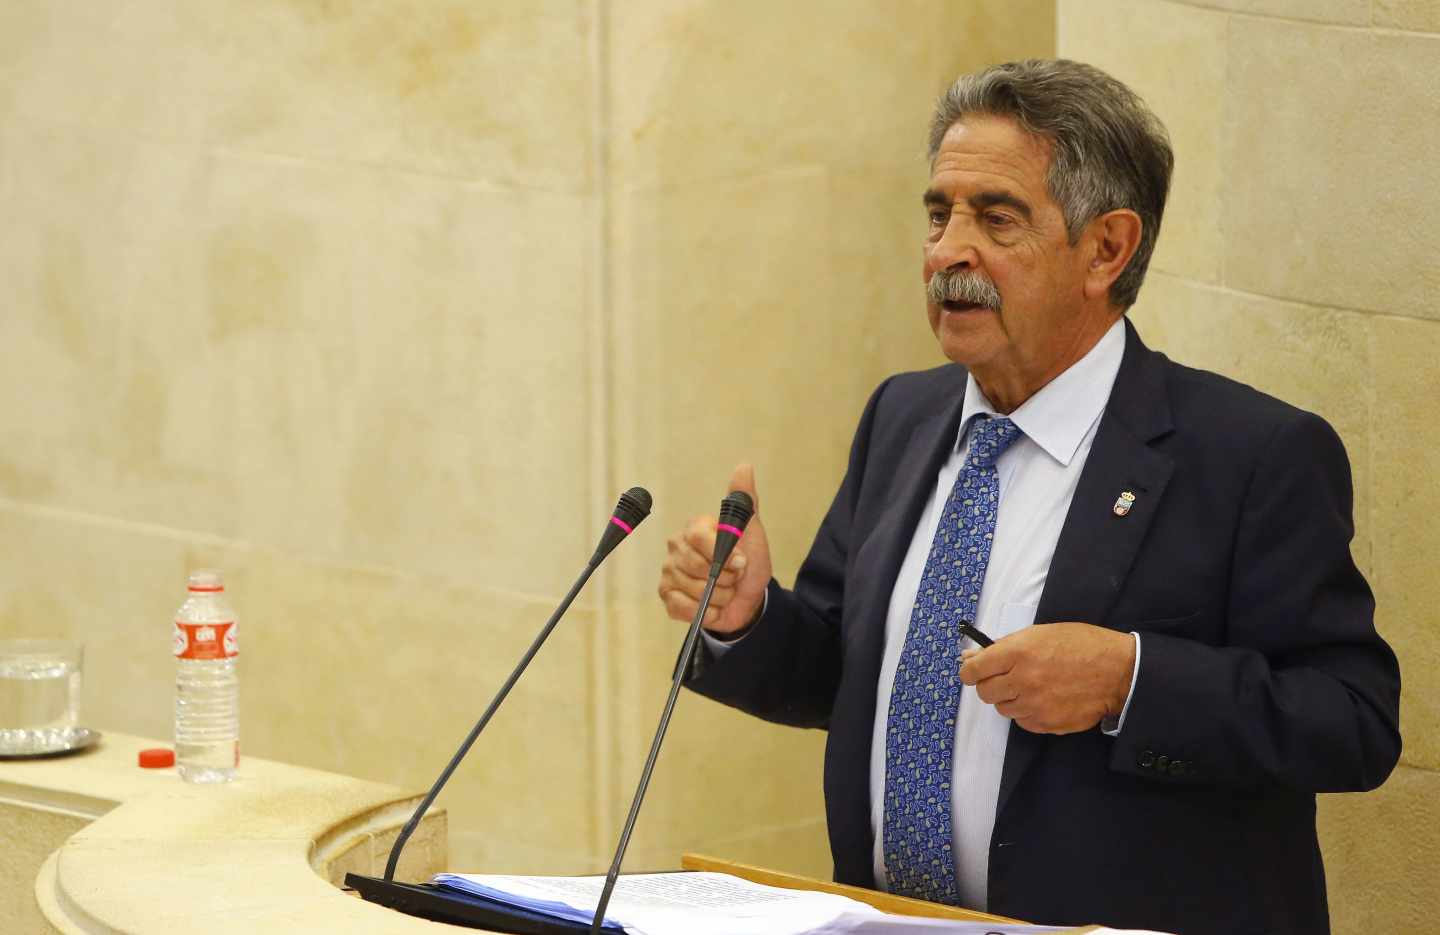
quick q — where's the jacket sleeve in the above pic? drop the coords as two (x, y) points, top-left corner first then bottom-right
(1109, 410), (1402, 792)
(684, 377), (892, 728)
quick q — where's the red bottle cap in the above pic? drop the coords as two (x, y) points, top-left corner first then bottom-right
(138, 748), (175, 769)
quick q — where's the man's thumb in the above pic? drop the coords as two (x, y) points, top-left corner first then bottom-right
(726, 462), (760, 515)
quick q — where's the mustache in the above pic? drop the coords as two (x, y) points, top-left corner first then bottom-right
(927, 269), (1002, 310)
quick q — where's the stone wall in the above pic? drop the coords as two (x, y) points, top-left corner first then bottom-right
(0, 0), (1053, 879)
(1058, 2), (1440, 930)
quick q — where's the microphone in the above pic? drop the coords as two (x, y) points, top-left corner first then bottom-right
(589, 490), (754, 934)
(709, 490), (755, 576)
(684, 491), (755, 681)
(593, 486), (654, 565)
(369, 487), (652, 885)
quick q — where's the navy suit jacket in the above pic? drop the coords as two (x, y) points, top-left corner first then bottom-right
(688, 321), (1401, 935)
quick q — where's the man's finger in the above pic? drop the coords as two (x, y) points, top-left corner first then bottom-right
(727, 463), (760, 515)
(683, 518), (718, 559)
(668, 574), (736, 605)
(973, 673), (1019, 706)
(958, 644), (1014, 685)
(662, 589), (698, 623)
(670, 539), (716, 580)
(996, 701), (1033, 721)
(673, 535), (745, 585)
(662, 589), (723, 628)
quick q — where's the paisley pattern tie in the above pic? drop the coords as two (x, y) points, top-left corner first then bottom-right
(883, 415), (1022, 904)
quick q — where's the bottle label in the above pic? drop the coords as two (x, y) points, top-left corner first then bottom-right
(173, 621), (238, 660)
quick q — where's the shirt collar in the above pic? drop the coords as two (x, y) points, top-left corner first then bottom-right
(957, 317), (1127, 467)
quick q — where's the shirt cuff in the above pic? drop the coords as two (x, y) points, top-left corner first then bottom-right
(1101, 632), (1142, 737)
(699, 589), (769, 659)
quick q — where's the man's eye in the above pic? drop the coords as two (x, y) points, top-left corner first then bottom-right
(928, 211), (948, 226)
(986, 213), (1015, 228)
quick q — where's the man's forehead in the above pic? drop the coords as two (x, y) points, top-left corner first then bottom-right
(928, 115), (1052, 196)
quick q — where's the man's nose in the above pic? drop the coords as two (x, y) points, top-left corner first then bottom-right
(927, 217), (981, 274)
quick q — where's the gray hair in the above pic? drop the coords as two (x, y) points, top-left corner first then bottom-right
(929, 59), (1173, 309)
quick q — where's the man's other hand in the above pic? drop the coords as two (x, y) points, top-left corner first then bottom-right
(657, 463), (773, 636)
(958, 622), (1136, 734)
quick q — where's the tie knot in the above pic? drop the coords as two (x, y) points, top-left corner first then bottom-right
(967, 416), (1021, 468)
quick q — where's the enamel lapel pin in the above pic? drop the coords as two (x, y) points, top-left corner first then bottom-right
(1112, 490), (1136, 517)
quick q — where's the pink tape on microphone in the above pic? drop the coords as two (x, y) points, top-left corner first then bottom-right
(716, 523), (745, 538)
(610, 516), (634, 534)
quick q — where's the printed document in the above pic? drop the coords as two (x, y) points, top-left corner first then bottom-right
(431, 871), (1173, 935)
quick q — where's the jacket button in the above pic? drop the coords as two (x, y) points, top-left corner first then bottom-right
(1156, 755), (1170, 772)
(1138, 750), (1155, 769)
(1169, 759), (1187, 777)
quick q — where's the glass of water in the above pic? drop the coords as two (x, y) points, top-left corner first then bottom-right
(0, 639), (84, 754)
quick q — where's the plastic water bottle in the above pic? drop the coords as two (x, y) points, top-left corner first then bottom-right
(172, 569), (239, 783)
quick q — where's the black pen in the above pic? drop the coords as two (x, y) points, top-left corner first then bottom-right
(958, 620), (993, 648)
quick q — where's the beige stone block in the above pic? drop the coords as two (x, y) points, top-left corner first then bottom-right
(0, 4), (208, 142)
(0, 4), (50, 124)
(302, 169), (595, 598)
(1373, 0), (1440, 31)
(1223, 20), (1440, 319)
(0, 125), (595, 597)
(1057, 0), (1227, 284)
(1318, 765), (1440, 933)
(609, 0), (1053, 189)
(1189, 0), (1370, 24)
(0, 126), (216, 529)
(1129, 274), (1374, 575)
(2, 2), (595, 189)
(1369, 315), (1440, 772)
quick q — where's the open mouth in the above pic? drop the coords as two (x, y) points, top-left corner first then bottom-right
(941, 300), (988, 312)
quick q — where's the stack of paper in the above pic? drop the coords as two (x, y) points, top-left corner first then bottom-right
(433, 871), (877, 935)
(430, 871), (1171, 935)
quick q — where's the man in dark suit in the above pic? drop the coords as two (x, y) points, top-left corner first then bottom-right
(656, 60), (1400, 935)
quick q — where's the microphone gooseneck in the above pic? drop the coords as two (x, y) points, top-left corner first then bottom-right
(590, 488), (751, 933)
(381, 487), (652, 882)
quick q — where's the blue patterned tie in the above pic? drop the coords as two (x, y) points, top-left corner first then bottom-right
(883, 415), (1022, 904)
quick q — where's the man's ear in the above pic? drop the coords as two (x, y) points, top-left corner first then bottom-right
(1083, 209), (1143, 303)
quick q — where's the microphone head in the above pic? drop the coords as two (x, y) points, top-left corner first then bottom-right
(613, 486), (653, 531)
(717, 490), (754, 532)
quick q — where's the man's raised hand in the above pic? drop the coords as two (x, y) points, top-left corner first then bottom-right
(657, 463), (772, 636)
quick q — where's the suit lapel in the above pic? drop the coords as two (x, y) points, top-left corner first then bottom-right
(995, 320), (1176, 822)
(852, 388), (970, 667)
